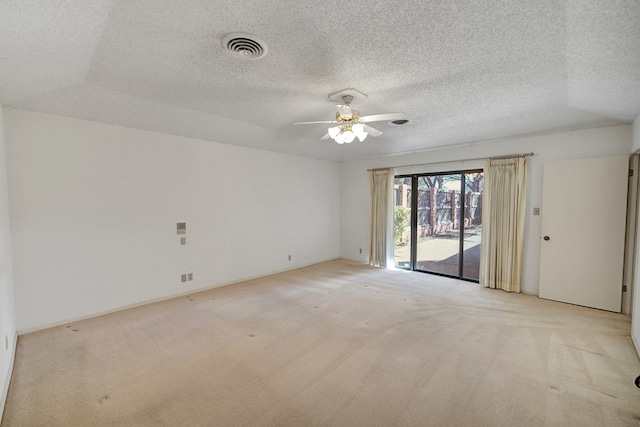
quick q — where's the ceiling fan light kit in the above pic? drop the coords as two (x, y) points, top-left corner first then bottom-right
(293, 88), (406, 145)
(329, 122), (368, 145)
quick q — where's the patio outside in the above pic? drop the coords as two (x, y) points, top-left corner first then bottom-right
(394, 226), (482, 279)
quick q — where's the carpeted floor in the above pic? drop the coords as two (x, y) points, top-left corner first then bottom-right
(3, 259), (640, 426)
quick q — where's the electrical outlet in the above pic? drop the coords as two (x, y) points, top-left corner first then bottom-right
(188, 273), (193, 281)
(181, 274), (187, 283)
(288, 254), (291, 261)
(180, 237), (186, 245)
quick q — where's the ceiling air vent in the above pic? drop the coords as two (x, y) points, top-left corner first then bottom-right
(222, 33), (268, 59)
(390, 119), (410, 126)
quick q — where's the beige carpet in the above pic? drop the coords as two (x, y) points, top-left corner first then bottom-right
(3, 259), (640, 426)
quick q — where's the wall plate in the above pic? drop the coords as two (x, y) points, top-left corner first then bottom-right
(177, 222), (186, 235)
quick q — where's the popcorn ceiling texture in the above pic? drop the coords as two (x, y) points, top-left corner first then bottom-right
(0, 0), (638, 161)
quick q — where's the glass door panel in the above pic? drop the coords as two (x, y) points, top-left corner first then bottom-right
(462, 172), (484, 280)
(393, 177), (412, 269)
(415, 174), (461, 276)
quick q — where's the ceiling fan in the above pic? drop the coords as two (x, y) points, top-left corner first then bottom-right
(293, 90), (406, 144)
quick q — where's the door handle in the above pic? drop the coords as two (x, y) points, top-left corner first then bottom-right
(543, 236), (550, 241)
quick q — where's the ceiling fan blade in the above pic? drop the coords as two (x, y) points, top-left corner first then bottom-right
(360, 112), (406, 123)
(293, 120), (339, 125)
(320, 133), (331, 140)
(363, 124), (382, 137)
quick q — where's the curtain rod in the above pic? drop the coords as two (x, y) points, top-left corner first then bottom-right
(366, 152), (534, 172)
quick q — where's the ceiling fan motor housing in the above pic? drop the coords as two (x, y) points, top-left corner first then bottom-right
(328, 88), (368, 104)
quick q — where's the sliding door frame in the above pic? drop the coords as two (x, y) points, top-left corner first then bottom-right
(396, 168), (483, 283)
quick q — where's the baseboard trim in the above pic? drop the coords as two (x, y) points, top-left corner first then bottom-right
(0, 331), (18, 423)
(17, 257), (341, 335)
(633, 333), (640, 361)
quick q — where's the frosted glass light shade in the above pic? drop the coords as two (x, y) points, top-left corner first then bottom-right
(328, 126), (341, 138)
(352, 123), (364, 134)
(335, 133), (346, 144)
(343, 131), (355, 143)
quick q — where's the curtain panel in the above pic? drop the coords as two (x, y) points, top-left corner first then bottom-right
(479, 158), (527, 292)
(369, 169), (394, 268)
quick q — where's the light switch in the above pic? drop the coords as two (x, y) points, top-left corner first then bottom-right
(177, 222), (186, 235)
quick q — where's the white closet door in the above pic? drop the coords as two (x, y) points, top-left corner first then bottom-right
(539, 155), (628, 312)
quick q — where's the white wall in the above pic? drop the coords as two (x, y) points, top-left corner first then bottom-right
(632, 113), (640, 153)
(340, 125), (632, 295)
(5, 109), (340, 332)
(0, 106), (17, 421)
(632, 114), (640, 356)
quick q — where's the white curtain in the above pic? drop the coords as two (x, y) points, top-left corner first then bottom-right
(479, 158), (527, 292)
(369, 169), (394, 268)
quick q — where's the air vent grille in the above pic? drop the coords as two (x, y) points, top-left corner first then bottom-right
(390, 119), (410, 126)
(222, 33), (267, 59)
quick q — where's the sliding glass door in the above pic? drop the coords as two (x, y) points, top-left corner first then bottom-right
(394, 170), (483, 281)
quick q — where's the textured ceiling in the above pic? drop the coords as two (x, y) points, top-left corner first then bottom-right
(1, 0), (638, 162)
